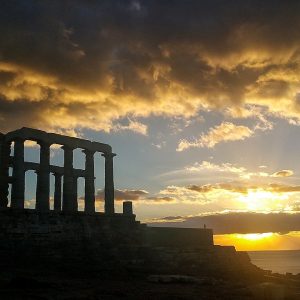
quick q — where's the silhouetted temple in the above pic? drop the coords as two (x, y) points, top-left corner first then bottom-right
(0, 127), (115, 214)
(0, 128), (257, 279)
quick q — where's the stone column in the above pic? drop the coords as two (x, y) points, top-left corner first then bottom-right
(73, 175), (78, 212)
(0, 135), (11, 208)
(53, 173), (62, 211)
(102, 152), (116, 214)
(36, 140), (51, 212)
(62, 145), (75, 212)
(83, 149), (95, 213)
(123, 201), (133, 216)
(11, 137), (25, 209)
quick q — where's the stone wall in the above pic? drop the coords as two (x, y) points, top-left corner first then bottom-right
(0, 208), (145, 271)
(0, 209), (262, 280)
(146, 226), (213, 248)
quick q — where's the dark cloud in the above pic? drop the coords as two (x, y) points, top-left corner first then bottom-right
(145, 196), (176, 202)
(95, 189), (175, 202)
(161, 216), (183, 221)
(149, 212), (300, 234)
(96, 188), (148, 201)
(1, 1), (300, 132)
(271, 170), (294, 178)
(187, 183), (248, 194)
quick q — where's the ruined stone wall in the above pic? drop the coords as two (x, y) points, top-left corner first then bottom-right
(0, 209), (261, 279)
(0, 209), (145, 271)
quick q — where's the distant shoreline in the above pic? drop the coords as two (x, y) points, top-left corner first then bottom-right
(247, 249), (300, 252)
(247, 249), (300, 275)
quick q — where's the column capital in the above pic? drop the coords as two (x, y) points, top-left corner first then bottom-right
(82, 148), (96, 154)
(73, 174), (80, 179)
(13, 136), (25, 143)
(52, 172), (63, 177)
(61, 144), (75, 151)
(36, 139), (52, 148)
(101, 152), (116, 158)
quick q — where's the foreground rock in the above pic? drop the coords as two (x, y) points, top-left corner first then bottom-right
(0, 270), (299, 300)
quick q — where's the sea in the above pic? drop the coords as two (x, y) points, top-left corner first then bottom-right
(248, 250), (300, 275)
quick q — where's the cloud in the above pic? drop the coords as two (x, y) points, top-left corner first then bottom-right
(157, 181), (300, 212)
(145, 196), (176, 202)
(271, 170), (294, 177)
(186, 182), (300, 195)
(187, 161), (296, 180)
(148, 212), (300, 234)
(95, 188), (175, 203)
(96, 189), (148, 201)
(187, 183), (248, 194)
(177, 122), (253, 151)
(1, 1), (300, 133)
(186, 160), (246, 174)
(113, 119), (148, 135)
(225, 105), (274, 131)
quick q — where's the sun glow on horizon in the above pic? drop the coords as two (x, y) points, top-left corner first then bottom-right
(235, 232), (274, 241)
(214, 231), (300, 251)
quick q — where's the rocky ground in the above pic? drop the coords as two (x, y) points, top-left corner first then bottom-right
(0, 270), (299, 300)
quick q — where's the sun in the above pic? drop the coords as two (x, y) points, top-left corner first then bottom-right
(214, 232), (278, 250)
(238, 189), (288, 211)
(234, 232), (274, 241)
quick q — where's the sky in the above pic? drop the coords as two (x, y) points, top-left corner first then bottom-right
(1, 0), (300, 250)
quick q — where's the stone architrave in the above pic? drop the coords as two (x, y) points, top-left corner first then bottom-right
(102, 152), (116, 214)
(36, 140), (51, 211)
(11, 137), (25, 209)
(83, 149), (95, 213)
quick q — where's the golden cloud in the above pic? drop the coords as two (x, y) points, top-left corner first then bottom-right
(157, 181), (300, 212)
(0, 1), (300, 134)
(186, 160), (246, 174)
(113, 119), (148, 135)
(0, 0), (300, 134)
(177, 122), (253, 151)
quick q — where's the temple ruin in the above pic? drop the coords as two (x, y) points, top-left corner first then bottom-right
(0, 127), (116, 214)
(0, 127), (235, 277)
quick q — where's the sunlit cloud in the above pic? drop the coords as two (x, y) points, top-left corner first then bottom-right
(1, 1), (300, 134)
(113, 119), (148, 135)
(177, 122), (254, 151)
(157, 181), (300, 212)
(159, 160), (294, 183)
(186, 160), (247, 174)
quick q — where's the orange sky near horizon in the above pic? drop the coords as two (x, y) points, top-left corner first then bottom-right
(214, 231), (300, 251)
